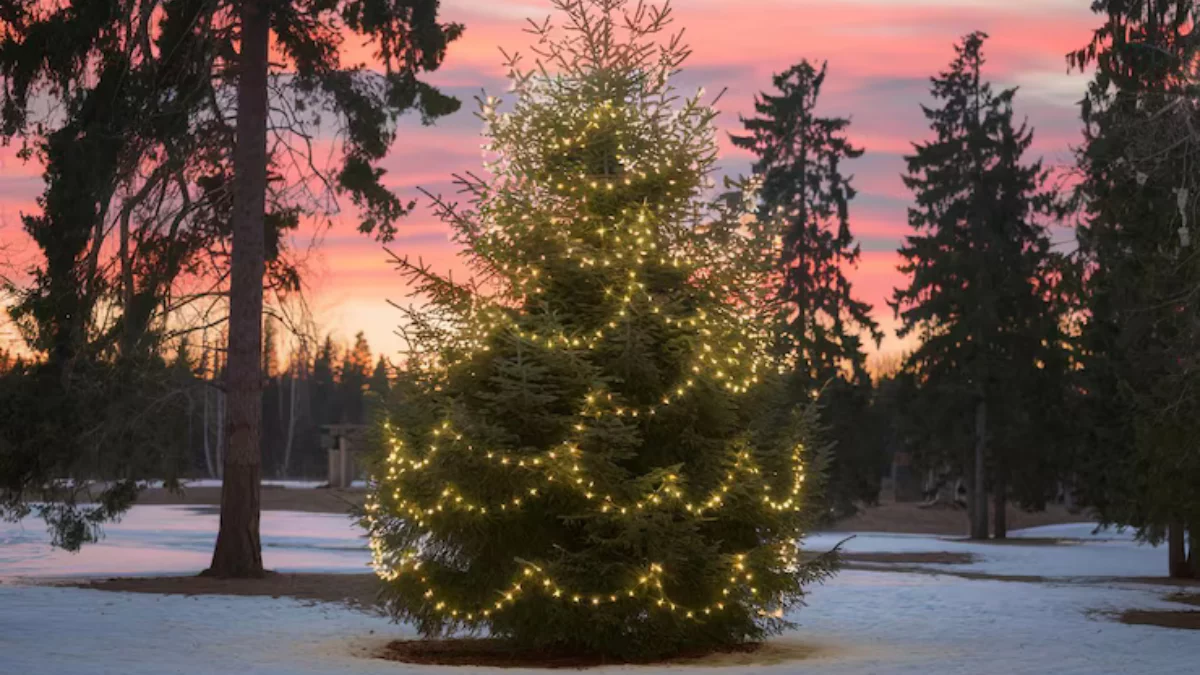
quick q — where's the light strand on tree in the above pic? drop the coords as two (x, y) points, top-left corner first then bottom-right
(362, 537), (802, 625)
(373, 424), (805, 521)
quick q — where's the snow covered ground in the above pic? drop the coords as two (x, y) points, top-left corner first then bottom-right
(1, 506), (1197, 674)
(806, 524), (1166, 579)
(0, 505), (370, 578)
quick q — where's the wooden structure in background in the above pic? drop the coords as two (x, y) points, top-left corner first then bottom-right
(321, 424), (369, 488)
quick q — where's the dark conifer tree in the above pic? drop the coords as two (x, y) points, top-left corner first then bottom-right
(1068, 1), (1200, 577)
(731, 60), (884, 516)
(339, 332), (373, 423)
(892, 33), (1066, 539)
(369, 356), (392, 398)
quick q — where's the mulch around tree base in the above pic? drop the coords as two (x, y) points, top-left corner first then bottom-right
(379, 638), (822, 669)
(1118, 609), (1200, 630)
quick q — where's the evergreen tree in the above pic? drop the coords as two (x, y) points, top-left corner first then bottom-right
(731, 60), (884, 516)
(731, 60), (880, 382)
(1068, 1), (1200, 577)
(891, 33), (1066, 539)
(339, 331), (374, 423)
(311, 335), (340, 430)
(369, 356), (392, 398)
(365, 0), (835, 659)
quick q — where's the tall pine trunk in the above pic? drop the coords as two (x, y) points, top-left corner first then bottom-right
(970, 397), (989, 539)
(207, 0), (270, 578)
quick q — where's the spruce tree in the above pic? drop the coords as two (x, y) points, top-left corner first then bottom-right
(365, 0), (834, 659)
(369, 356), (392, 398)
(891, 33), (1065, 539)
(340, 332), (374, 423)
(1069, 1), (1200, 577)
(731, 60), (883, 516)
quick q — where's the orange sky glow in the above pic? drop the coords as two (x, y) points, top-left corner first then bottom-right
(0, 0), (1098, 362)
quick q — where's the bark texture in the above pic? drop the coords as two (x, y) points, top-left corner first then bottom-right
(206, 0), (270, 579)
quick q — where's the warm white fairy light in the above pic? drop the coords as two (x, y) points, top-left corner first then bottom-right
(368, 0), (807, 632)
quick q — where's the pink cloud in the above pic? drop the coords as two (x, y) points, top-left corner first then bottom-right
(1, 0), (1101, 362)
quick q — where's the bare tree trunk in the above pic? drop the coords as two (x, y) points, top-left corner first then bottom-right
(970, 398), (989, 539)
(1169, 521), (1189, 579)
(203, 381), (216, 479)
(186, 391), (194, 475)
(207, 0), (270, 578)
(282, 361), (298, 478)
(993, 472), (1007, 540)
(1189, 525), (1198, 579)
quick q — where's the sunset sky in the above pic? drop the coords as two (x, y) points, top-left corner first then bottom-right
(0, 0), (1100, 361)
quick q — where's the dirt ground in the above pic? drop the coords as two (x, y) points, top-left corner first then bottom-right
(831, 498), (1086, 536)
(137, 485), (366, 514)
(380, 638), (759, 668)
(1119, 609), (1200, 630)
(67, 572), (388, 611)
(140, 483), (1087, 536)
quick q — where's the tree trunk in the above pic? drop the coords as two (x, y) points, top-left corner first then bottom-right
(215, 389), (225, 479)
(202, 381), (216, 479)
(206, 0), (270, 579)
(1168, 521), (1188, 579)
(283, 362), (298, 477)
(970, 398), (989, 539)
(993, 473), (1007, 540)
(1189, 525), (1198, 579)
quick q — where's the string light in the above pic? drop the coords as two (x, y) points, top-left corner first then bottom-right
(374, 426), (805, 521)
(368, 12), (808, 633)
(363, 537), (796, 626)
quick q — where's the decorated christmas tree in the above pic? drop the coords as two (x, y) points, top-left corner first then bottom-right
(365, 0), (835, 659)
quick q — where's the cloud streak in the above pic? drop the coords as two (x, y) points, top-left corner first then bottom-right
(0, 0), (1099, 360)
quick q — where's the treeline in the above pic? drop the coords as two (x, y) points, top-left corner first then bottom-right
(0, 328), (390, 481)
(154, 329), (390, 480)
